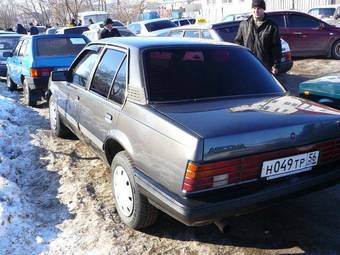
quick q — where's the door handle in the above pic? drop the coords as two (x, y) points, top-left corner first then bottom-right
(76, 95), (80, 101)
(105, 113), (113, 121)
(293, 32), (302, 35)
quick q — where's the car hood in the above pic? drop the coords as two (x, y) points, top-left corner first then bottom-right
(299, 75), (340, 100)
(152, 95), (340, 161)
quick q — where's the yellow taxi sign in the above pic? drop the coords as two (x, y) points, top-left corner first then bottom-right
(304, 90), (311, 96)
(196, 18), (207, 24)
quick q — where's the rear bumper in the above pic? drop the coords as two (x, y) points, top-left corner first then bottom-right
(26, 76), (49, 92)
(278, 60), (293, 73)
(136, 162), (340, 226)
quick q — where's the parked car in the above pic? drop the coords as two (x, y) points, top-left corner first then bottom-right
(308, 4), (340, 26)
(127, 18), (177, 36)
(6, 34), (89, 106)
(47, 37), (340, 229)
(36, 26), (47, 34)
(82, 21), (134, 41)
(56, 26), (90, 35)
(161, 22), (293, 73)
(223, 13), (250, 22)
(171, 18), (196, 26)
(299, 74), (340, 109)
(265, 11), (340, 59)
(0, 34), (22, 77)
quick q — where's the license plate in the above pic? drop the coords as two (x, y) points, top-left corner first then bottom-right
(261, 151), (319, 180)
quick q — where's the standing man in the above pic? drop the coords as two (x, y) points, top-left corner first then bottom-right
(235, 0), (281, 75)
(100, 18), (120, 39)
(29, 22), (39, 35)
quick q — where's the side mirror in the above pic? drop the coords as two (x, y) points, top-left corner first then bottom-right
(51, 70), (71, 82)
(319, 23), (326, 30)
(3, 52), (13, 58)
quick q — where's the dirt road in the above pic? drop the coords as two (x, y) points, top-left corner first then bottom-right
(1, 58), (339, 255)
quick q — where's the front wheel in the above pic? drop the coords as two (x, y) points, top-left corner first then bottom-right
(111, 151), (158, 229)
(331, 40), (340, 60)
(6, 73), (17, 91)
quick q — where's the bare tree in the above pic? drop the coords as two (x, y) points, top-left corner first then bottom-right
(0, 0), (18, 29)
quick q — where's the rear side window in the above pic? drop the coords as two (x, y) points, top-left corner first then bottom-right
(145, 20), (176, 32)
(109, 58), (127, 104)
(13, 41), (23, 56)
(18, 40), (28, 56)
(90, 49), (126, 97)
(144, 48), (284, 102)
(215, 25), (239, 42)
(72, 50), (99, 87)
(169, 30), (183, 37)
(267, 15), (285, 28)
(36, 37), (87, 56)
(287, 15), (320, 28)
(0, 37), (20, 50)
(184, 30), (200, 38)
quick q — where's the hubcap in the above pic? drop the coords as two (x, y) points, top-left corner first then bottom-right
(49, 99), (57, 131)
(335, 43), (340, 57)
(113, 166), (134, 217)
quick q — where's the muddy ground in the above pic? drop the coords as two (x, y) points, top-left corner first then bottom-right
(2, 58), (340, 255)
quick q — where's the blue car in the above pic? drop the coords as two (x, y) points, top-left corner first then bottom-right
(6, 34), (89, 106)
(0, 34), (22, 77)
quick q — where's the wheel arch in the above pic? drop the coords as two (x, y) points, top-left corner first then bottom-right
(104, 131), (134, 166)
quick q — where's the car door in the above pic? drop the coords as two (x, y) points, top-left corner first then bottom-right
(65, 45), (102, 132)
(77, 46), (127, 152)
(8, 40), (23, 84)
(286, 13), (330, 55)
(16, 39), (28, 86)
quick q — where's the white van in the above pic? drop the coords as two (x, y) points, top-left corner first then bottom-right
(308, 4), (340, 26)
(78, 11), (108, 26)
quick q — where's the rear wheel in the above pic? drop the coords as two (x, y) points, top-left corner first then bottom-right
(6, 73), (17, 91)
(111, 151), (158, 229)
(23, 80), (37, 106)
(331, 40), (340, 60)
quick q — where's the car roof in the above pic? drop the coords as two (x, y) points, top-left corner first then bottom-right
(309, 4), (340, 9)
(129, 18), (174, 25)
(95, 36), (239, 50)
(20, 34), (87, 39)
(169, 23), (213, 30)
(0, 33), (22, 38)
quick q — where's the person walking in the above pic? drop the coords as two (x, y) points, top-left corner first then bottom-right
(29, 22), (39, 35)
(100, 18), (120, 39)
(234, 0), (281, 75)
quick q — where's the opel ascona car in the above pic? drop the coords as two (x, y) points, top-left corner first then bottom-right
(47, 37), (340, 229)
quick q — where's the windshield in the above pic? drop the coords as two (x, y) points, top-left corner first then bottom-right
(0, 37), (20, 51)
(144, 47), (285, 102)
(309, 8), (336, 18)
(36, 37), (87, 56)
(145, 20), (176, 32)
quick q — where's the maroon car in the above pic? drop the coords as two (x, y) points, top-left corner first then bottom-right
(266, 11), (340, 59)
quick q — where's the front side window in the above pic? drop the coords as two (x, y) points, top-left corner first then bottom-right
(72, 50), (99, 87)
(90, 49), (126, 97)
(36, 37), (87, 56)
(288, 15), (320, 28)
(144, 48), (284, 102)
(109, 58), (127, 104)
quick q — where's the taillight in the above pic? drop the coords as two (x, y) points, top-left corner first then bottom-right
(182, 138), (340, 193)
(30, 68), (52, 77)
(182, 159), (258, 193)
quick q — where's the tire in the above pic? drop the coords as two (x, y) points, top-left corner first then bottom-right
(111, 151), (158, 229)
(23, 80), (37, 106)
(49, 94), (70, 138)
(6, 73), (17, 91)
(331, 40), (340, 60)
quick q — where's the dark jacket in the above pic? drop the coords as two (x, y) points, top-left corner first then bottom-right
(100, 27), (120, 39)
(234, 15), (282, 69)
(29, 26), (39, 35)
(16, 24), (27, 34)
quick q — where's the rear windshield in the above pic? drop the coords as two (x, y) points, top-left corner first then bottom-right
(0, 37), (20, 50)
(36, 37), (87, 56)
(144, 48), (284, 102)
(64, 27), (89, 34)
(145, 20), (176, 32)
